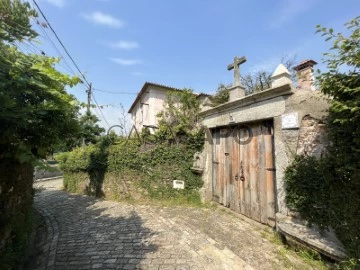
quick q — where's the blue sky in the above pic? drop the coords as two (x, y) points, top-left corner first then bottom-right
(28, 0), (359, 129)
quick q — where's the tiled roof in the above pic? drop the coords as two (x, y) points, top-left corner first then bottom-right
(128, 82), (184, 113)
(128, 82), (207, 113)
(293, 59), (317, 71)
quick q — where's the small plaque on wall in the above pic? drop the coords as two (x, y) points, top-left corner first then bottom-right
(173, 180), (185, 189)
(282, 112), (299, 129)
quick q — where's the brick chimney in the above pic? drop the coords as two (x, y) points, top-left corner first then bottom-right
(294, 60), (317, 90)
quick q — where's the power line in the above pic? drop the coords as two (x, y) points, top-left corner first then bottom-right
(31, 0), (111, 128)
(91, 92), (110, 127)
(33, 20), (77, 76)
(32, 0), (91, 87)
(93, 88), (138, 95)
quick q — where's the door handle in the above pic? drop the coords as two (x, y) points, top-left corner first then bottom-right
(240, 161), (245, 181)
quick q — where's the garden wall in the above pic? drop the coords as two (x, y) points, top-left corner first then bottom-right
(58, 141), (203, 205)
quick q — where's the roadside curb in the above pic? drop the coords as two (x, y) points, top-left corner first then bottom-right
(34, 176), (63, 182)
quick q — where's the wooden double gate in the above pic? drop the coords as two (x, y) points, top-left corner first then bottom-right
(212, 120), (276, 226)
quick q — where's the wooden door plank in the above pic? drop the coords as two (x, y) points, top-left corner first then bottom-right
(239, 128), (246, 215)
(243, 126), (251, 218)
(219, 128), (225, 205)
(265, 123), (276, 226)
(258, 124), (267, 224)
(212, 129), (219, 202)
(232, 127), (240, 213)
(224, 128), (230, 207)
(250, 124), (260, 222)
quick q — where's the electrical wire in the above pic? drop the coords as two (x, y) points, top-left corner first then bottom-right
(32, 20), (78, 76)
(91, 92), (110, 127)
(93, 88), (138, 95)
(31, 0), (112, 127)
(32, 0), (91, 87)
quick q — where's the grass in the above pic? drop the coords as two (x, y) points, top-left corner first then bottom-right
(260, 228), (330, 270)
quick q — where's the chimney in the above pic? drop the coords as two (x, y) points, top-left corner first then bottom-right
(294, 60), (317, 90)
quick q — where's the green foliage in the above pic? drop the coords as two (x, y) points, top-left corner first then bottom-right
(285, 155), (332, 229)
(211, 84), (229, 106)
(0, 2), (83, 268)
(317, 16), (360, 259)
(336, 258), (360, 270)
(0, 0), (82, 163)
(79, 111), (105, 145)
(0, 0), (37, 42)
(285, 17), (360, 260)
(58, 87), (205, 204)
(58, 141), (203, 202)
(156, 88), (203, 147)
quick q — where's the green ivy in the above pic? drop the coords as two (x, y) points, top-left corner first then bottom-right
(58, 141), (203, 202)
(285, 155), (331, 229)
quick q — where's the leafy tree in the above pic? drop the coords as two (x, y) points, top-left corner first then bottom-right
(79, 112), (105, 145)
(0, 0), (82, 267)
(315, 16), (360, 258)
(285, 17), (360, 260)
(0, 0), (81, 163)
(0, 0), (37, 42)
(210, 84), (229, 106)
(157, 89), (203, 147)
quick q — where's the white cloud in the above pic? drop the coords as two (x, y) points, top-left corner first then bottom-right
(108, 40), (139, 50)
(269, 0), (314, 29)
(110, 58), (142, 66)
(44, 0), (65, 8)
(82, 12), (124, 28)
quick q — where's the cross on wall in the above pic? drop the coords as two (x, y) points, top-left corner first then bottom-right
(227, 56), (247, 87)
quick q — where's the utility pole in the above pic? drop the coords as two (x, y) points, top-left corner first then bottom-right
(86, 83), (92, 114)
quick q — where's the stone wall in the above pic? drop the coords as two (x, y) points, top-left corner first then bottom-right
(296, 115), (327, 158)
(198, 64), (344, 258)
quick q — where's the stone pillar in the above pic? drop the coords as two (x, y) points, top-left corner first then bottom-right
(228, 85), (245, 101)
(294, 59), (317, 90)
(271, 64), (292, 88)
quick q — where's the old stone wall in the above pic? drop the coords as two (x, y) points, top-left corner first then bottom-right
(296, 115), (327, 158)
(199, 84), (330, 215)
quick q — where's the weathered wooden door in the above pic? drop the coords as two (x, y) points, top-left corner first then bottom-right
(212, 120), (276, 226)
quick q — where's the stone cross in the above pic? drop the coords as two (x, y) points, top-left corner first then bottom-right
(227, 56), (247, 87)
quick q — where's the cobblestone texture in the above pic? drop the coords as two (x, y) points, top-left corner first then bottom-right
(32, 179), (319, 270)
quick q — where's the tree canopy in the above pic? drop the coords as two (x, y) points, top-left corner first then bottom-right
(0, 0), (82, 163)
(316, 16), (360, 258)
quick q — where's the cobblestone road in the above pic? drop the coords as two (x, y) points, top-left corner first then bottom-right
(31, 179), (320, 270)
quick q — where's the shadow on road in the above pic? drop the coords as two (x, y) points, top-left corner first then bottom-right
(28, 187), (158, 269)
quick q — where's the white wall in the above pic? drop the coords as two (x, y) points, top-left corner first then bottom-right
(130, 86), (169, 132)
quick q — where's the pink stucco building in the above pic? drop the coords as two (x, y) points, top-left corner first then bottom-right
(128, 82), (210, 133)
(128, 82), (184, 132)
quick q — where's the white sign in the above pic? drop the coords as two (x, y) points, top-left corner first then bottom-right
(282, 112), (299, 129)
(173, 180), (185, 189)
